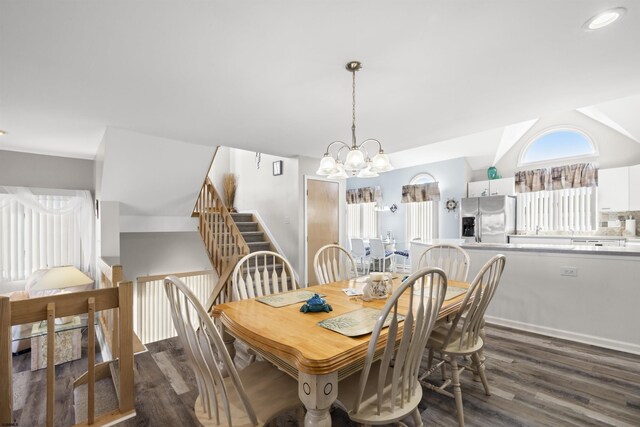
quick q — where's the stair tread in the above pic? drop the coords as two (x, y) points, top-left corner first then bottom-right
(241, 231), (263, 235)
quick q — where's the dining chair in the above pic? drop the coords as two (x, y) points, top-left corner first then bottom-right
(421, 254), (506, 427)
(350, 238), (370, 275)
(231, 250), (298, 301)
(313, 244), (358, 284)
(369, 238), (394, 272)
(336, 267), (448, 427)
(163, 276), (302, 426)
(417, 244), (471, 282)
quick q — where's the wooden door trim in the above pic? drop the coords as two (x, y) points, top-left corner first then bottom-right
(303, 176), (341, 286)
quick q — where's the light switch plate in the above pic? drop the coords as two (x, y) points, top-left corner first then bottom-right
(560, 266), (577, 277)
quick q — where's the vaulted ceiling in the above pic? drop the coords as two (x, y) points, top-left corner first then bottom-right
(1, 1), (639, 161)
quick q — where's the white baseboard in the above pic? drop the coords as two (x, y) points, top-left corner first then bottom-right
(485, 315), (640, 356)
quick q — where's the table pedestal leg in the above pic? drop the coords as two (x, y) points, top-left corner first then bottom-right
(220, 325), (236, 377)
(299, 371), (337, 427)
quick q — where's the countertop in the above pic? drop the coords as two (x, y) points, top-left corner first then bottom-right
(508, 234), (629, 240)
(411, 239), (640, 256)
(462, 243), (640, 256)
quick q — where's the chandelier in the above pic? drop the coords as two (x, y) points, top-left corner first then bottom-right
(316, 61), (394, 179)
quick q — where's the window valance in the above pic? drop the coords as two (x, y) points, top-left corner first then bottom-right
(515, 163), (598, 193)
(401, 182), (440, 203)
(346, 186), (382, 204)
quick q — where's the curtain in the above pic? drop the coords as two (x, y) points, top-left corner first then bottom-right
(401, 182), (440, 203)
(0, 187), (95, 279)
(346, 186), (382, 204)
(515, 163), (597, 193)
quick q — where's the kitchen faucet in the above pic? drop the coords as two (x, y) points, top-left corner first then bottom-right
(535, 225), (543, 235)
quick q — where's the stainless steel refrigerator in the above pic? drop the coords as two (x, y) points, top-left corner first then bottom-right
(460, 196), (516, 243)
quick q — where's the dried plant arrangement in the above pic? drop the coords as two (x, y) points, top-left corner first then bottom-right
(223, 173), (238, 212)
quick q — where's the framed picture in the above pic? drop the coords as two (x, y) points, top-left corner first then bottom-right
(273, 160), (283, 176)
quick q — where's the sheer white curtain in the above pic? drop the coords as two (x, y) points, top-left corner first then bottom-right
(0, 187), (95, 281)
(405, 201), (437, 242)
(346, 203), (378, 239)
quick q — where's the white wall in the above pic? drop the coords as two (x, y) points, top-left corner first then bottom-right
(0, 149), (94, 191)
(98, 127), (215, 232)
(120, 232), (212, 283)
(229, 149), (301, 272)
(208, 146), (231, 195)
(347, 157), (471, 246)
(470, 109), (640, 181)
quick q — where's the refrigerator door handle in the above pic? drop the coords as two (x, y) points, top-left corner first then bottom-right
(477, 213), (482, 243)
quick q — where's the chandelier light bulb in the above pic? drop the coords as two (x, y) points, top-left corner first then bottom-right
(316, 154), (337, 175)
(344, 148), (367, 171)
(371, 152), (393, 172)
(328, 161), (348, 179)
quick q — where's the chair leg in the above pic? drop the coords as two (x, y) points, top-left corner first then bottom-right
(440, 351), (447, 381)
(411, 407), (423, 427)
(472, 352), (491, 396)
(449, 356), (465, 427)
(427, 348), (434, 371)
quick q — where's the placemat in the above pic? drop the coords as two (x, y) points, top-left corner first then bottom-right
(413, 285), (467, 301)
(318, 307), (405, 337)
(256, 290), (324, 308)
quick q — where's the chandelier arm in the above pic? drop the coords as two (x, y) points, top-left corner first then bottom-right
(323, 140), (351, 156)
(358, 138), (384, 154)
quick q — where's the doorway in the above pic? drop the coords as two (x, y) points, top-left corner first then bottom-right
(305, 178), (339, 285)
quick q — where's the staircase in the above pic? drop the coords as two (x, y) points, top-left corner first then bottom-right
(193, 176), (284, 312)
(231, 212), (274, 254)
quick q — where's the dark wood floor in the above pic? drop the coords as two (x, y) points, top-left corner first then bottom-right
(11, 324), (640, 426)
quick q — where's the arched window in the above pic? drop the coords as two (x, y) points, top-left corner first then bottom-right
(519, 128), (597, 167)
(410, 173), (436, 185)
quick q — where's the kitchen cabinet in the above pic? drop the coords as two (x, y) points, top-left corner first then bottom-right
(629, 165), (640, 211)
(599, 167), (629, 211)
(468, 177), (515, 197)
(488, 177), (515, 196)
(468, 181), (489, 197)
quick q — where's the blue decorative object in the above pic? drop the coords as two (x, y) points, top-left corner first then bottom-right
(487, 166), (498, 180)
(300, 293), (333, 313)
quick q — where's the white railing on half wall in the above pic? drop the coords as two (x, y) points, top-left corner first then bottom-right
(135, 270), (217, 344)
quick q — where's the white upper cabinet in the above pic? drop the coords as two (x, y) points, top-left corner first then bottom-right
(598, 167), (629, 211)
(468, 180), (489, 197)
(468, 177), (515, 197)
(629, 164), (640, 211)
(489, 177), (515, 196)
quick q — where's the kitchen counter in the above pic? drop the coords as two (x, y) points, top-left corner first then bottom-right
(460, 242), (640, 256)
(409, 239), (640, 355)
(507, 234), (627, 240)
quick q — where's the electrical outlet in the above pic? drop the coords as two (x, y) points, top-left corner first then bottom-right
(560, 266), (577, 277)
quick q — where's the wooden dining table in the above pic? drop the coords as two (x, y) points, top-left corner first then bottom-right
(212, 276), (469, 427)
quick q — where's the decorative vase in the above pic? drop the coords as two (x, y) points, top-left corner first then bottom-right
(487, 166), (498, 180)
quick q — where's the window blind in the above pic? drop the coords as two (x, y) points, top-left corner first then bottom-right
(405, 201), (436, 242)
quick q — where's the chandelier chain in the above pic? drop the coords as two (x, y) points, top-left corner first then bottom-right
(352, 69), (356, 129)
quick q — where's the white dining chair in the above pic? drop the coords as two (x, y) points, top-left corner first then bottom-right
(421, 254), (506, 426)
(417, 244), (471, 282)
(350, 238), (370, 275)
(163, 276), (302, 426)
(369, 238), (394, 272)
(336, 267), (448, 426)
(313, 244), (358, 284)
(232, 251), (299, 301)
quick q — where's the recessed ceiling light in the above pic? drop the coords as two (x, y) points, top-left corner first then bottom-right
(583, 7), (627, 30)
(0, 130), (6, 136)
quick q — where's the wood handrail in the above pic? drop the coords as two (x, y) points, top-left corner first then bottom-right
(0, 283), (136, 427)
(192, 147), (249, 313)
(136, 269), (215, 284)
